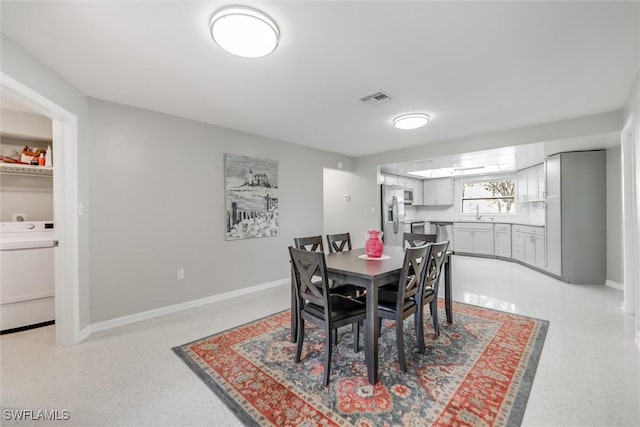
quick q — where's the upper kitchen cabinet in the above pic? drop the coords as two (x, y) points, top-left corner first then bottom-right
(404, 176), (423, 205)
(516, 163), (544, 202)
(381, 173), (424, 205)
(381, 172), (400, 186)
(423, 177), (454, 206)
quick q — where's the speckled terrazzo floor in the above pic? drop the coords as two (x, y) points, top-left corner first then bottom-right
(1, 255), (638, 426)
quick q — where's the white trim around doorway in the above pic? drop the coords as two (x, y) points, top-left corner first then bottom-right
(1, 72), (81, 346)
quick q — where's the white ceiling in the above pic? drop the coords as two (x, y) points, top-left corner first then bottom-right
(1, 1), (638, 157)
(381, 131), (621, 177)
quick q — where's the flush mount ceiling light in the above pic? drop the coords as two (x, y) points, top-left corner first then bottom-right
(392, 113), (430, 130)
(210, 6), (279, 58)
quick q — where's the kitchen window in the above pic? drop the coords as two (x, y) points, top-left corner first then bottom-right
(462, 178), (515, 214)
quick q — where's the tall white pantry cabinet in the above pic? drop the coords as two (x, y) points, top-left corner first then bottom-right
(545, 151), (606, 284)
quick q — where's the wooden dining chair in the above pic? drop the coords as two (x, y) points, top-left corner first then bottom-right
(293, 235), (358, 297)
(289, 246), (366, 386)
(377, 244), (431, 372)
(403, 232), (437, 248)
(291, 236), (359, 344)
(326, 233), (352, 253)
(416, 240), (450, 353)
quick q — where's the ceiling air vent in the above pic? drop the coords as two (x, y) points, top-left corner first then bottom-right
(360, 91), (392, 107)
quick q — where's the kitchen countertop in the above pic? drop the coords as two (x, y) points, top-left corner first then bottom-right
(405, 219), (544, 227)
(453, 221), (545, 227)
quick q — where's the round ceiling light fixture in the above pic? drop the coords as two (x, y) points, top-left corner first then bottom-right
(210, 7), (279, 58)
(392, 113), (431, 130)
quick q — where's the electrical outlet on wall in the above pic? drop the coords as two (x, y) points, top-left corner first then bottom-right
(177, 269), (185, 280)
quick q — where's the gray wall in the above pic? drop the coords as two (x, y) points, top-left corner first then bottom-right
(323, 168), (373, 247)
(1, 34), (92, 328)
(606, 146), (623, 284)
(88, 99), (353, 323)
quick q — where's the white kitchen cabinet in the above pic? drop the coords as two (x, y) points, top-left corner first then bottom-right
(538, 163), (546, 200)
(382, 172), (400, 185)
(524, 235), (536, 265)
(522, 225), (545, 269)
(512, 225), (524, 261)
(453, 223), (494, 255)
(473, 229), (494, 255)
(494, 223), (511, 258)
(511, 224), (545, 267)
(423, 178), (454, 206)
(526, 167), (539, 201)
(404, 176), (423, 205)
(545, 154), (561, 275)
(544, 151), (606, 284)
(453, 228), (473, 253)
(517, 164), (544, 202)
(516, 170), (528, 202)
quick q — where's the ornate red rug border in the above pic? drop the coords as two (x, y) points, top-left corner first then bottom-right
(173, 301), (549, 426)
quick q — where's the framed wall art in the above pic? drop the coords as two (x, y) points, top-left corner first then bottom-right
(225, 153), (279, 240)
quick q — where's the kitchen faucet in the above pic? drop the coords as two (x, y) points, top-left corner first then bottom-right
(475, 204), (481, 220)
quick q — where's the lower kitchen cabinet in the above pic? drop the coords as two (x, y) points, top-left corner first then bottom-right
(524, 226), (546, 269)
(512, 226), (524, 261)
(454, 228), (473, 253)
(453, 223), (494, 256)
(512, 225), (545, 269)
(494, 223), (511, 258)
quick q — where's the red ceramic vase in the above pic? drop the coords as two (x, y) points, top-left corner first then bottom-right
(365, 230), (384, 258)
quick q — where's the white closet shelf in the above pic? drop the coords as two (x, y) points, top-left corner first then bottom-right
(0, 163), (53, 177)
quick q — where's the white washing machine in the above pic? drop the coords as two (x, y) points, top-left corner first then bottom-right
(0, 221), (55, 333)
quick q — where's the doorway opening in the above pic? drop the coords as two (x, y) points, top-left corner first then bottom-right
(1, 72), (81, 345)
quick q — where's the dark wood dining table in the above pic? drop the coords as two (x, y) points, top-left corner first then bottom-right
(290, 246), (454, 385)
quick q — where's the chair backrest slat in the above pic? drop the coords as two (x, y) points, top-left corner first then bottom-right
(395, 244), (431, 309)
(294, 236), (324, 252)
(326, 233), (352, 254)
(403, 232), (437, 248)
(422, 241), (450, 296)
(289, 246), (329, 308)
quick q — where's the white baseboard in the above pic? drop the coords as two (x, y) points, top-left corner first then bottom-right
(77, 325), (92, 343)
(605, 280), (624, 291)
(85, 278), (289, 337)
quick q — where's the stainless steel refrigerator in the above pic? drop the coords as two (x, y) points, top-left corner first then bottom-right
(380, 185), (405, 246)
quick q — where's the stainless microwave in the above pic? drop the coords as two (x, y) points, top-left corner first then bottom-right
(403, 188), (414, 205)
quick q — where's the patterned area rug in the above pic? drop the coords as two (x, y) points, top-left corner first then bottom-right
(173, 301), (548, 427)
